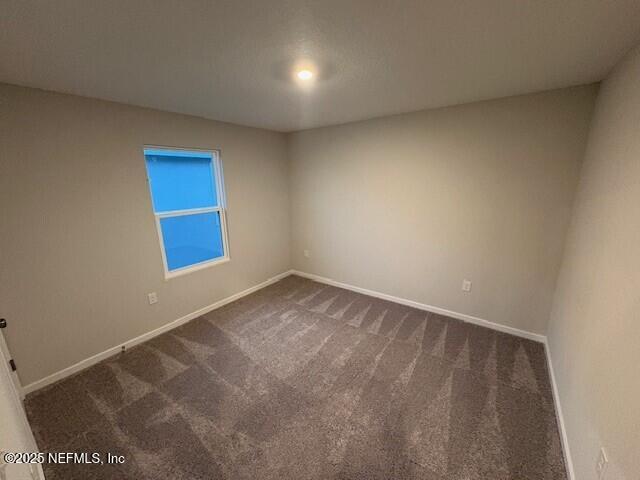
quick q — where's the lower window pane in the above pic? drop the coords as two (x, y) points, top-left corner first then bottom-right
(159, 211), (224, 271)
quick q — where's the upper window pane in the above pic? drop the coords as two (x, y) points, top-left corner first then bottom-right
(144, 148), (218, 212)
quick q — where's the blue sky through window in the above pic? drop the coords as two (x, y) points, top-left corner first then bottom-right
(144, 148), (225, 273)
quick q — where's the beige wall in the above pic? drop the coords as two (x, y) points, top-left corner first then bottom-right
(0, 84), (290, 386)
(289, 86), (597, 335)
(548, 46), (640, 479)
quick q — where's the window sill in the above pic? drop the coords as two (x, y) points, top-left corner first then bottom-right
(164, 256), (230, 280)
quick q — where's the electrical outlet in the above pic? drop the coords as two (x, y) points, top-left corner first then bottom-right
(462, 279), (472, 292)
(303, 249), (310, 258)
(596, 447), (608, 479)
(148, 292), (158, 305)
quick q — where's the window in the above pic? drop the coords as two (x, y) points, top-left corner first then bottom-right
(144, 147), (229, 278)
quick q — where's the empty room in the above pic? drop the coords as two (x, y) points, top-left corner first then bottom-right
(1, 1), (639, 479)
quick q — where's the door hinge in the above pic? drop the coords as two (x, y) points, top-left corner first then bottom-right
(9, 359), (16, 371)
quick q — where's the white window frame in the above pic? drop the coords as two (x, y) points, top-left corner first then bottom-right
(144, 145), (230, 280)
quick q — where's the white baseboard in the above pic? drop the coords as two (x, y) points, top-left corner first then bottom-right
(291, 270), (546, 343)
(544, 339), (575, 480)
(22, 270), (293, 395)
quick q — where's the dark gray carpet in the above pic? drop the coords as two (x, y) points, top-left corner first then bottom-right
(25, 275), (567, 479)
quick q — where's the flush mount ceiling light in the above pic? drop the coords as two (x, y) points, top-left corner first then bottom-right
(291, 62), (318, 87)
(296, 69), (314, 80)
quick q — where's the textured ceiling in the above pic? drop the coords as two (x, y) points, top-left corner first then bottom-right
(1, 0), (640, 132)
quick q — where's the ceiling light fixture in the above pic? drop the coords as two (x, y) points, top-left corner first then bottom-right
(296, 69), (314, 80)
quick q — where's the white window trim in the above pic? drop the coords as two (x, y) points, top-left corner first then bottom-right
(144, 145), (230, 280)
